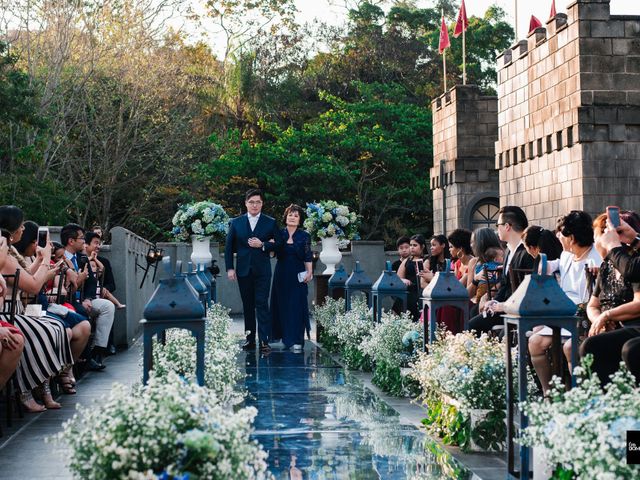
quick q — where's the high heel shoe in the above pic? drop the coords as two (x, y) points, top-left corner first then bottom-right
(41, 380), (61, 409)
(20, 391), (46, 413)
(58, 367), (77, 394)
(116, 304), (126, 310)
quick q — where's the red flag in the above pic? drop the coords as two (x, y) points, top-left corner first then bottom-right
(439, 14), (450, 54)
(550, 0), (557, 19)
(528, 15), (542, 34)
(454, 0), (469, 38)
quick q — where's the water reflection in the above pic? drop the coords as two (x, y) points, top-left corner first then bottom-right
(241, 345), (470, 479)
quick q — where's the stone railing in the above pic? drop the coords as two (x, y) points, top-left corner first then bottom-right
(47, 227), (399, 347)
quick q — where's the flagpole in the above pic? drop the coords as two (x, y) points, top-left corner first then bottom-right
(514, 0), (519, 39)
(443, 49), (447, 92)
(462, 26), (466, 85)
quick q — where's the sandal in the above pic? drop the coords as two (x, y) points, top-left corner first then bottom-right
(58, 368), (77, 394)
(41, 379), (61, 409)
(20, 391), (46, 413)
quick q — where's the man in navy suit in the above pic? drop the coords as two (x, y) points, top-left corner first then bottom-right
(225, 189), (283, 352)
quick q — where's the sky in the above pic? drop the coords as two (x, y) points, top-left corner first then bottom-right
(293, 0), (640, 42)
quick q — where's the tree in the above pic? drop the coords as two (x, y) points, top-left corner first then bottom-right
(199, 82), (433, 245)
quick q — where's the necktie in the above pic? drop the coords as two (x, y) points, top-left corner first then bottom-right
(71, 255), (79, 271)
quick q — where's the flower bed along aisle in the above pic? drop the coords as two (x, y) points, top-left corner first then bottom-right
(313, 298), (422, 396)
(53, 305), (272, 480)
(521, 356), (640, 480)
(410, 330), (507, 452)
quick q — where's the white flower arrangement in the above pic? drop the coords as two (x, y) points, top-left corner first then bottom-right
(171, 201), (229, 242)
(521, 357), (640, 479)
(53, 372), (271, 480)
(150, 303), (245, 405)
(304, 200), (360, 244)
(359, 311), (422, 396)
(410, 330), (506, 451)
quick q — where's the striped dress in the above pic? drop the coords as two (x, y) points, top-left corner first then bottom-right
(1, 313), (73, 392)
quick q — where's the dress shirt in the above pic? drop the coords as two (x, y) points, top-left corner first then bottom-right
(248, 213), (261, 232)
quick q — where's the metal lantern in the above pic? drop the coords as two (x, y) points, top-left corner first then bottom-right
(345, 261), (373, 311)
(328, 264), (349, 299)
(421, 259), (469, 349)
(194, 263), (212, 307)
(141, 257), (206, 386)
(371, 261), (407, 322)
(502, 253), (580, 480)
(184, 262), (209, 309)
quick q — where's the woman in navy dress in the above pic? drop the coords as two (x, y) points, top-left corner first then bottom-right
(271, 204), (313, 351)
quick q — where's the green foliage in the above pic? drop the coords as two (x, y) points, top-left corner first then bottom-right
(470, 409), (507, 452)
(421, 398), (470, 449)
(201, 82), (433, 243)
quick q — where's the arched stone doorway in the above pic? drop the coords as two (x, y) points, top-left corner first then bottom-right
(463, 193), (500, 231)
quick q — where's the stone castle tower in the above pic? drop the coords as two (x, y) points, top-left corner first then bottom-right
(431, 0), (640, 233)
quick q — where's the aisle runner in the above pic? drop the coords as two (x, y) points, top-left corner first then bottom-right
(241, 344), (469, 479)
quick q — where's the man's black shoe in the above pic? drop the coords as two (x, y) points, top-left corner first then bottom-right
(88, 358), (106, 371)
(259, 341), (271, 353)
(242, 340), (256, 351)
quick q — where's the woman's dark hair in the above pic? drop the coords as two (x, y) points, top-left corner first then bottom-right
(447, 228), (472, 255)
(428, 234), (450, 272)
(522, 225), (563, 261)
(52, 241), (64, 251)
(283, 204), (305, 227)
(0, 205), (24, 233)
(472, 228), (502, 263)
(409, 234), (427, 256)
(396, 236), (410, 248)
(557, 210), (594, 247)
(245, 189), (264, 202)
(13, 220), (39, 255)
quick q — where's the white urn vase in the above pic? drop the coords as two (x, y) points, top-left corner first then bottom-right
(319, 236), (342, 275)
(191, 236), (212, 266)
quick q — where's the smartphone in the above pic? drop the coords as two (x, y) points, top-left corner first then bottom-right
(415, 260), (424, 272)
(37, 227), (49, 248)
(607, 206), (620, 228)
(77, 254), (89, 271)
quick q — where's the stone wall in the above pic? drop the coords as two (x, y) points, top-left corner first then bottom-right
(430, 85), (499, 234)
(495, 0), (640, 227)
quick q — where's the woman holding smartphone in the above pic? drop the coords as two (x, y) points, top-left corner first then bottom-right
(397, 234), (427, 321)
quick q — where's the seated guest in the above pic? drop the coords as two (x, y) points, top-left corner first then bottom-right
(448, 228), (473, 285)
(13, 221), (91, 384)
(85, 232), (125, 309)
(397, 234), (427, 321)
(0, 205), (73, 411)
(468, 206), (535, 335)
(392, 236), (411, 314)
(61, 223), (114, 371)
(466, 228), (503, 303)
(521, 225), (563, 271)
(471, 246), (504, 306)
(525, 216), (601, 396)
(418, 235), (451, 287)
(392, 236), (411, 272)
(0, 235), (25, 389)
(581, 210), (640, 385)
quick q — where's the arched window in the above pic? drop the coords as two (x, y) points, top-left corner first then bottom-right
(470, 199), (500, 231)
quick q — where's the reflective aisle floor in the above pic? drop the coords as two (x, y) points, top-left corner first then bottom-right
(240, 343), (472, 480)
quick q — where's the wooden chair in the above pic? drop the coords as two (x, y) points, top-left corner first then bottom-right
(482, 265), (503, 301)
(508, 267), (533, 293)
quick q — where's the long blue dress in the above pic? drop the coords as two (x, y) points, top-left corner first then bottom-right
(271, 229), (313, 348)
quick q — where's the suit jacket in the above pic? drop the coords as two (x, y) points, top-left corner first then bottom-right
(98, 256), (116, 293)
(494, 243), (534, 303)
(224, 213), (283, 277)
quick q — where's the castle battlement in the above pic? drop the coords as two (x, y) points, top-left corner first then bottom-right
(494, 0), (640, 226)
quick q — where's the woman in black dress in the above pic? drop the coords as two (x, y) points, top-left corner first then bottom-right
(397, 234), (427, 321)
(271, 204), (313, 352)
